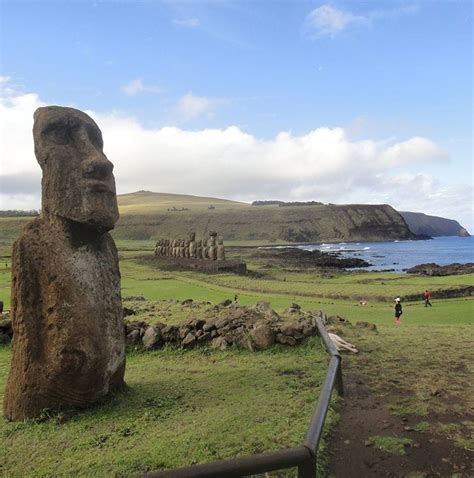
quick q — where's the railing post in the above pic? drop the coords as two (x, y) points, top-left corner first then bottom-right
(335, 359), (344, 396)
(297, 454), (316, 478)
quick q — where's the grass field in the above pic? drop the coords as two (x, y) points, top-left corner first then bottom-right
(0, 235), (472, 477)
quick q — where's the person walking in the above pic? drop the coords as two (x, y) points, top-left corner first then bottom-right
(423, 290), (432, 307)
(394, 297), (403, 325)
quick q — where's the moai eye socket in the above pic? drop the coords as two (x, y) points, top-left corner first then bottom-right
(43, 121), (78, 146)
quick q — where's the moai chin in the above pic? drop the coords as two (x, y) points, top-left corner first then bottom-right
(3, 106), (126, 421)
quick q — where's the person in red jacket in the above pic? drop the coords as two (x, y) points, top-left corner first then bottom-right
(423, 290), (432, 307)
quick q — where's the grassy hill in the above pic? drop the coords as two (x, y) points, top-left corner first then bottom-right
(114, 191), (414, 243)
(0, 191), (416, 245)
(118, 191), (246, 215)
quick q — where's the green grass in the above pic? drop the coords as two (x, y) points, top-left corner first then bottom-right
(1, 235), (473, 476)
(0, 340), (336, 477)
(367, 435), (414, 455)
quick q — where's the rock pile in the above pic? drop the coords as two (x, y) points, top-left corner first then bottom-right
(0, 313), (12, 344)
(125, 301), (322, 351)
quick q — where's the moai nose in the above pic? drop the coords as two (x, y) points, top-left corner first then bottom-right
(83, 153), (114, 180)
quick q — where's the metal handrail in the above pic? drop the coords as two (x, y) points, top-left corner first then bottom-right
(140, 314), (343, 478)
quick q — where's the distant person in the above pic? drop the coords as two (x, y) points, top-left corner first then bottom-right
(0, 300), (3, 314)
(423, 290), (432, 307)
(394, 297), (403, 325)
(234, 294), (239, 304)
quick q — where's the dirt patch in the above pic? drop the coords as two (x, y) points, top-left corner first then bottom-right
(329, 373), (474, 477)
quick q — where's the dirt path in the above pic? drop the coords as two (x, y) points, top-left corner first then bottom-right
(329, 374), (473, 477)
(327, 327), (474, 478)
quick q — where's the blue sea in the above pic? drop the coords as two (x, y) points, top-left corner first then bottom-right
(296, 236), (474, 272)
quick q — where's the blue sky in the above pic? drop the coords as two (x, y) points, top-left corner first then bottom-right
(1, 0), (473, 230)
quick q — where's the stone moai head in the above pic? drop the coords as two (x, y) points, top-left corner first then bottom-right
(33, 106), (119, 232)
(197, 240), (202, 246)
(189, 232), (196, 242)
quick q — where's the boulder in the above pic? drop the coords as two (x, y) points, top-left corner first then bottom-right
(142, 327), (162, 349)
(126, 329), (141, 346)
(249, 325), (275, 350)
(161, 325), (179, 343)
(211, 336), (228, 351)
(181, 333), (197, 348)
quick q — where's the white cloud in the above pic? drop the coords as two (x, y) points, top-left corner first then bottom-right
(173, 18), (200, 28)
(304, 3), (419, 38)
(121, 78), (163, 96)
(1, 79), (471, 231)
(175, 93), (215, 121)
(305, 5), (367, 38)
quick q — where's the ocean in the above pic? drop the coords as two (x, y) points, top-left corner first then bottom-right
(296, 236), (474, 272)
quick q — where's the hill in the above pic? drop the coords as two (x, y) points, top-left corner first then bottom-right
(400, 211), (470, 237)
(114, 191), (415, 243)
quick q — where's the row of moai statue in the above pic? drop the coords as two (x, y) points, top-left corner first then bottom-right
(155, 232), (225, 261)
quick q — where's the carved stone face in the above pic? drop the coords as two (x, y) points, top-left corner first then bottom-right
(33, 106), (119, 231)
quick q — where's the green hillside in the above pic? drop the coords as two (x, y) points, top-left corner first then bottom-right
(114, 191), (414, 243)
(1, 191), (416, 245)
(118, 191), (246, 214)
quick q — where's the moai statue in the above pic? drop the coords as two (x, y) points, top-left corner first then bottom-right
(201, 237), (208, 259)
(189, 232), (196, 258)
(166, 239), (171, 256)
(161, 239), (166, 256)
(208, 233), (217, 260)
(196, 240), (202, 260)
(3, 106), (125, 421)
(171, 240), (176, 257)
(217, 237), (226, 261)
(154, 241), (160, 256)
(178, 240), (185, 258)
(184, 240), (190, 258)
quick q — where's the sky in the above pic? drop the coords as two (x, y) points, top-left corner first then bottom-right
(0, 0), (473, 231)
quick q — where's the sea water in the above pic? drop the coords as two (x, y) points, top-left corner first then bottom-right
(297, 236), (474, 272)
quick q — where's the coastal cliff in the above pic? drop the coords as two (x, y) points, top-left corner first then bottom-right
(400, 211), (470, 237)
(114, 192), (415, 242)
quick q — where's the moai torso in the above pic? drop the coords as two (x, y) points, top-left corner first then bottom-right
(208, 235), (217, 260)
(202, 238), (208, 259)
(217, 237), (226, 261)
(189, 232), (196, 258)
(196, 240), (202, 260)
(184, 240), (190, 258)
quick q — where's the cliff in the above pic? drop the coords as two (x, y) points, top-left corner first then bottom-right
(114, 192), (415, 242)
(400, 211), (470, 237)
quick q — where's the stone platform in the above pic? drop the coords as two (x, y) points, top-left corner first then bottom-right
(148, 256), (247, 275)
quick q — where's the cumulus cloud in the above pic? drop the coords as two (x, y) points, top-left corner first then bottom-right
(304, 3), (419, 38)
(1, 78), (471, 231)
(173, 18), (200, 28)
(121, 78), (163, 96)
